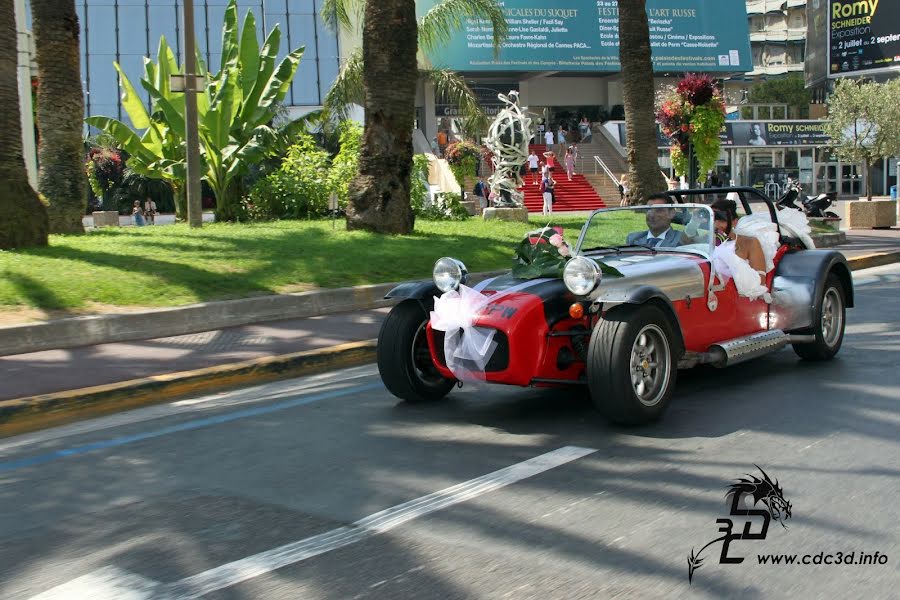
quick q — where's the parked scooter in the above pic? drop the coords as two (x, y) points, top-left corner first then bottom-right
(777, 179), (839, 219)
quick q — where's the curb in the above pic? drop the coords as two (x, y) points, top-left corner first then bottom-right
(0, 339), (376, 439)
(0, 271), (506, 358)
(1, 251), (898, 439)
(846, 250), (900, 271)
(811, 231), (846, 248)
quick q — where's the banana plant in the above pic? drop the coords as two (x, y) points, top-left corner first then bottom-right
(86, 0), (305, 221)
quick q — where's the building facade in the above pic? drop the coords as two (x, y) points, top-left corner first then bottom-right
(745, 0), (807, 77)
(24, 0), (341, 125)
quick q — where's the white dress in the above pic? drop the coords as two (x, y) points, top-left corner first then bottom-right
(712, 213), (781, 303)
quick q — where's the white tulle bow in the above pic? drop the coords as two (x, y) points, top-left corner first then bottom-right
(429, 278), (550, 381)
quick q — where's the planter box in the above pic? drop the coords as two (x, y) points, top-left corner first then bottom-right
(846, 199), (897, 229)
(92, 211), (120, 227)
(483, 207), (529, 222)
(460, 200), (478, 216)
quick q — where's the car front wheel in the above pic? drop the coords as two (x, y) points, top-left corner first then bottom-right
(792, 273), (845, 361)
(587, 304), (678, 425)
(377, 300), (456, 403)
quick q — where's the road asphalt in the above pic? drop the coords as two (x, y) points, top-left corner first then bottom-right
(0, 262), (898, 599)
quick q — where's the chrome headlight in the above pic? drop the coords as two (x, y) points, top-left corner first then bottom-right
(564, 256), (601, 296)
(433, 257), (468, 293)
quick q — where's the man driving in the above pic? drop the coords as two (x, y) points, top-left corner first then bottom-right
(625, 194), (684, 248)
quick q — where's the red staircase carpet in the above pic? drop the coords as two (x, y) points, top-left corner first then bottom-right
(518, 145), (607, 213)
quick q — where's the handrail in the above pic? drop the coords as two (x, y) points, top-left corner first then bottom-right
(593, 155), (619, 187)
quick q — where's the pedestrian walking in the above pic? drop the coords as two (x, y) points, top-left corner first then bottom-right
(557, 125), (567, 155)
(541, 173), (556, 216)
(564, 148), (576, 181)
(527, 150), (540, 185)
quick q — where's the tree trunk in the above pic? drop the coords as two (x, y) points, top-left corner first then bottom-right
(617, 0), (665, 204)
(31, 0), (86, 234)
(865, 156), (872, 201)
(0, 0), (49, 249)
(346, 0), (417, 234)
(174, 184), (187, 221)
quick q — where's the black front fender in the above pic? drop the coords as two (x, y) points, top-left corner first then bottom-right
(601, 285), (685, 356)
(385, 281), (441, 311)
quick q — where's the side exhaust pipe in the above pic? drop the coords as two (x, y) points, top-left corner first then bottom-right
(679, 330), (816, 368)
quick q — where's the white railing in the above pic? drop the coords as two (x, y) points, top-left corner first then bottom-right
(593, 155), (620, 187)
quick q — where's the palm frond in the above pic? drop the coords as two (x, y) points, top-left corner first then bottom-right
(324, 47), (364, 119)
(419, 0), (508, 58)
(320, 0), (363, 33)
(422, 68), (487, 132)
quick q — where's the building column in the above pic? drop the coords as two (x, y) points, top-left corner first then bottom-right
(14, 0), (38, 189)
(423, 80), (437, 142)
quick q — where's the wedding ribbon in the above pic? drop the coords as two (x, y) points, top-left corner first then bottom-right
(430, 277), (551, 382)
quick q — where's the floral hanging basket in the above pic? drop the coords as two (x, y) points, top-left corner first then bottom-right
(656, 74), (726, 183)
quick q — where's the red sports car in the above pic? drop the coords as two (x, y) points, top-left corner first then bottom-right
(376, 188), (852, 424)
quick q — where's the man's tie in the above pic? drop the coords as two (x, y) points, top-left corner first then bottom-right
(647, 236), (661, 247)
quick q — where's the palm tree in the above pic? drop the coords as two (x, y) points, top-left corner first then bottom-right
(31, 0), (86, 233)
(323, 0), (507, 234)
(0, 0), (48, 249)
(617, 0), (665, 204)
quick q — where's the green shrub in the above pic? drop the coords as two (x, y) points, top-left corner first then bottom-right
(418, 192), (470, 221)
(410, 154), (430, 214)
(242, 133), (332, 221)
(328, 121), (363, 209)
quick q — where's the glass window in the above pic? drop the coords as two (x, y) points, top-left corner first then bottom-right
(289, 0), (316, 14)
(118, 6), (149, 56)
(292, 60), (320, 105)
(148, 5), (180, 63)
(87, 6), (117, 54)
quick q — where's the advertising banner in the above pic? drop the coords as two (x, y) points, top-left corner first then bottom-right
(418, 0), (751, 73)
(651, 121), (831, 148)
(828, 0), (900, 77)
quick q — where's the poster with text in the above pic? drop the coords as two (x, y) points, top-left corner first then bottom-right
(418, 0), (751, 72)
(829, 0), (900, 77)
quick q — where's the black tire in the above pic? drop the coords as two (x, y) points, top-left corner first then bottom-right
(587, 304), (678, 425)
(825, 211), (839, 219)
(377, 300), (456, 403)
(792, 273), (846, 361)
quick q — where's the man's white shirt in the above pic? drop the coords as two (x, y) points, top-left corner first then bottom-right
(646, 228), (672, 246)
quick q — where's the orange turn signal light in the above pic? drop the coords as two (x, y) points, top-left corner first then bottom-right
(569, 303), (585, 319)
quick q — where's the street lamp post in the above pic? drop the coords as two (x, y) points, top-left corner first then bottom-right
(182, 0), (203, 228)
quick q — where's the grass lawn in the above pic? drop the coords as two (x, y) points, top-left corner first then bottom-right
(0, 216), (589, 316)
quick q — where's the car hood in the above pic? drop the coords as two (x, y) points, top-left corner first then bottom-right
(478, 253), (705, 303)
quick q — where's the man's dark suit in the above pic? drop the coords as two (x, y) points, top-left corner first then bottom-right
(625, 228), (684, 248)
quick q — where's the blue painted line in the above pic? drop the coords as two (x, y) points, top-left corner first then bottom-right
(0, 382), (383, 473)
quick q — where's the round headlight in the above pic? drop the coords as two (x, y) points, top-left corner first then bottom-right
(564, 256), (601, 296)
(433, 257), (468, 293)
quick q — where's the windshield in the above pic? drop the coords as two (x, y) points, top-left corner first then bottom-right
(575, 204), (715, 256)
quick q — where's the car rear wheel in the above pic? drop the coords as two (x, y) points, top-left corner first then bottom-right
(792, 273), (845, 361)
(587, 304), (678, 425)
(378, 300), (456, 403)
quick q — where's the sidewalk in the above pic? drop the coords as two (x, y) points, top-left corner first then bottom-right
(2, 230), (898, 403)
(82, 212), (216, 228)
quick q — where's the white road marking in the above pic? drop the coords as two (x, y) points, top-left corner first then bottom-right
(0, 365), (379, 455)
(29, 446), (597, 600)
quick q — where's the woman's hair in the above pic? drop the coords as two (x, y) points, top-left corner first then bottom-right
(710, 199), (738, 224)
(713, 209), (732, 234)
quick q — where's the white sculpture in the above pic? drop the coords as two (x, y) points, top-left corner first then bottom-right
(484, 91), (532, 208)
